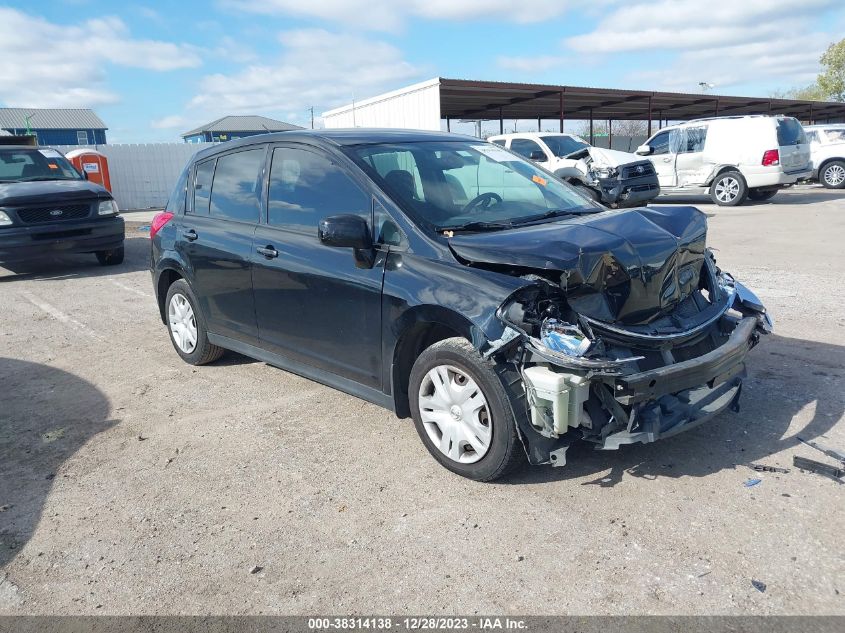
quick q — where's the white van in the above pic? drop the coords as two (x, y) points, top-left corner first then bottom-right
(636, 115), (811, 206)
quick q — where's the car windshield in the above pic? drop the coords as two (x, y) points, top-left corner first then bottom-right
(345, 140), (600, 232)
(0, 148), (82, 182)
(540, 135), (590, 157)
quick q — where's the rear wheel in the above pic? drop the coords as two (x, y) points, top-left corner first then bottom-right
(709, 171), (748, 206)
(820, 160), (845, 189)
(747, 188), (778, 202)
(165, 279), (224, 365)
(409, 337), (525, 481)
(95, 246), (124, 266)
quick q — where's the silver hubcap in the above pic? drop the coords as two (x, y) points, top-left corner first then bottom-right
(714, 176), (740, 202)
(168, 293), (197, 353)
(824, 164), (845, 186)
(418, 365), (492, 464)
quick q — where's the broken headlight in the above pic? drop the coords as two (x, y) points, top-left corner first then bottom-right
(592, 166), (618, 179)
(540, 318), (591, 357)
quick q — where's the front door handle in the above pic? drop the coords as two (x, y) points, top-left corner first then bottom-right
(182, 229), (198, 241)
(662, 157), (672, 163)
(257, 245), (279, 259)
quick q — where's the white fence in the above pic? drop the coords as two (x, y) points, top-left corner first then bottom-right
(55, 143), (215, 211)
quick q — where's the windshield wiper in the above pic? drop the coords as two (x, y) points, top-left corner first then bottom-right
(435, 220), (514, 233)
(510, 208), (595, 226)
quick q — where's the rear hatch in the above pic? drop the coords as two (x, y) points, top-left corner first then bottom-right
(776, 117), (811, 173)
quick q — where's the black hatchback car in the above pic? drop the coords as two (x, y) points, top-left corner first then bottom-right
(151, 130), (771, 481)
(0, 146), (124, 267)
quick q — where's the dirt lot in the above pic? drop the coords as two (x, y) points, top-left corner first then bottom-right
(1, 186), (843, 615)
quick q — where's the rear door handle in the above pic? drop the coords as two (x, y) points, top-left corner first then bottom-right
(257, 245), (279, 259)
(182, 229), (198, 241)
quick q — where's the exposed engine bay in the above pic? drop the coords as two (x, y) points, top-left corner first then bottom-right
(467, 207), (772, 466)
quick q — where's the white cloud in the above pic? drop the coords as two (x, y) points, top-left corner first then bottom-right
(497, 55), (573, 73)
(150, 115), (194, 130)
(0, 8), (202, 108)
(220, 0), (569, 31)
(561, 0), (839, 92)
(566, 0), (838, 53)
(186, 29), (426, 117)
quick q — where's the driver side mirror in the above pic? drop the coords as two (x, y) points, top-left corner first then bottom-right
(529, 150), (547, 162)
(635, 144), (653, 156)
(318, 214), (375, 268)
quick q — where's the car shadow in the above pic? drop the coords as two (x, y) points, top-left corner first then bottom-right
(649, 186), (845, 207)
(0, 233), (149, 282)
(500, 333), (845, 486)
(0, 358), (116, 568)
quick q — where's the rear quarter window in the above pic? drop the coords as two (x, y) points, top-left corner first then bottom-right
(777, 118), (807, 146)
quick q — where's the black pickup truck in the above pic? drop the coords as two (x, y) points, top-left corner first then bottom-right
(0, 146), (124, 267)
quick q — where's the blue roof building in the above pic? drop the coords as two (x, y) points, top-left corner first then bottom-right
(0, 108), (107, 145)
(181, 115), (302, 143)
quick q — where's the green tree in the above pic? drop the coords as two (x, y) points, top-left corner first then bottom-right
(818, 39), (845, 101)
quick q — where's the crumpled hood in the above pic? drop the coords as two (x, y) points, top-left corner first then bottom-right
(567, 146), (645, 168)
(0, 180), (109, 206)
(448, 206), (708, 325)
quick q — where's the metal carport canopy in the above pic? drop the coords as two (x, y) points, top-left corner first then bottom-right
(438, 78), (845, 127)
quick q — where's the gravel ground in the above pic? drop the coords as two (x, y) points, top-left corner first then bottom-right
(0, 186), (843, 615)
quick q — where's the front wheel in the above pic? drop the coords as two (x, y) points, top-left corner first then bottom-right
(820, 160), (845, 189)
(95, 246), (124, 266)
(409, 337), (525, 481)
(709, 171), (748, 206)
(747, 188), (778, 202)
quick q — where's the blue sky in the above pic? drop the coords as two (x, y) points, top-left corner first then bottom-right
(1, 0), (843, 143)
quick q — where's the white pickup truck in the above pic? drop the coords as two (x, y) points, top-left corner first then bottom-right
(488, 132), (660, 207)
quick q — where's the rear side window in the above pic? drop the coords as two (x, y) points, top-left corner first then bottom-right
(825, 128), (845, 142)
(166, 166), (190, 214)
(192, 159), (215, 215)
(777, 118), (807, 146)
(268, 147), (371, 233)
(209, 148), (266, 223)
(679, 126), (707, 153)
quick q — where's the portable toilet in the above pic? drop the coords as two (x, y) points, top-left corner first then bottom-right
(65, 148), (112, 193)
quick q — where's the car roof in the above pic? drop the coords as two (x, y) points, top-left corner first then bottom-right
(191, 128), (480, 161)
(488, 132), (575, 139)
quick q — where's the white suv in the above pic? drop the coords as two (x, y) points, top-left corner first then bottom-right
(636, 115), (812, 206)
(803, 124), (845, 189)
(488, 132), (660, 207)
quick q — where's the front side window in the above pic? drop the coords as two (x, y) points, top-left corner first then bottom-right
(509, 138), (545, 160)
(268, 146), (371, 233)
(540, 135), (590, 157)
(0, 148), (81, 182)
(647, 130), (672, 155)
(192, 159), (215, 215)
(209, 148), (265, 223)
(347, 140), (599, 232)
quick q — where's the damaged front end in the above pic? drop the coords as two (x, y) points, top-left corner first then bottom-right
(482, 251), (771, 467)
(567, 146), (660, 208)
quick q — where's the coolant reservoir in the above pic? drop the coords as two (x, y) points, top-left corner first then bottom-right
(523, 366), (591, 436)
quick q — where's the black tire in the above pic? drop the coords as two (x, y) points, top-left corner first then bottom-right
(709, 171), (748, 206)
(95, 246), (124, 266)
(408, 337), (525, 481)
(819, 160), (845, 189)
(164, 279), (224, 365)
(747, 188), (778, 202)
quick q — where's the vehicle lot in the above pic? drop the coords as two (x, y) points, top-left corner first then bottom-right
(1, 186), (843, 615)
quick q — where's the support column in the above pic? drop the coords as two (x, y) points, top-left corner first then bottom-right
(608, 119), (612, 149)
(538, 117), (542, 132)
(499, 107), (504, 135)
(589, 109), (594, 145)
(559, 91), (564, 133)
(446, 116), (450, 132)
(647, 95), (653, 136)
(715, 97), (720, 117)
